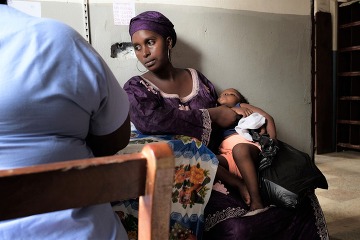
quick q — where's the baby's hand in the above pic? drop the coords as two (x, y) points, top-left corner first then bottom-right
(259, 125), (267, 135)
(231, 107), (253, 117)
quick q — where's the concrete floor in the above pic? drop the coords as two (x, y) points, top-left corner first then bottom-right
(315, 150), (360, 240)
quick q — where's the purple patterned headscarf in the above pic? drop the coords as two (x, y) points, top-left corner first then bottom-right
(129, 11), (177, 47)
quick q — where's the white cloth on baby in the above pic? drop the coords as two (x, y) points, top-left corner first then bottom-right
(235, 112), (265, 141)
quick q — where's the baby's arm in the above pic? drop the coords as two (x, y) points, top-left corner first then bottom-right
(231, 106), (253, 117)
(240, 103), (277, 139)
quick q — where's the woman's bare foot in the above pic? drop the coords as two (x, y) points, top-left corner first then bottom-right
(237, 180), (251, 206)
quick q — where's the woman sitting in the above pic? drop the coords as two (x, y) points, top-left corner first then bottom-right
(121, 10), (329, 240)
(124, 11), (238, 147)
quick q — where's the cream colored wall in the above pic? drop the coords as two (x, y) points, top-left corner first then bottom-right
(90, 0), (310, 15)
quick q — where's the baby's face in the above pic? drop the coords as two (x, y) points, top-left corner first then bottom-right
(218, 89), (239, 107)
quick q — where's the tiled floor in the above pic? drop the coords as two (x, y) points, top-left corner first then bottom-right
(315, 150), (360, 240)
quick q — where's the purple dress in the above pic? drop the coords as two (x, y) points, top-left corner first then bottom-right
(124, 68), (217, 146)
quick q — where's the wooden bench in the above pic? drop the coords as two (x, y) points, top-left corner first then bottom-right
(0, 142), (174, 240)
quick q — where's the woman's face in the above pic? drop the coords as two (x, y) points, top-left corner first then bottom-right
(131, 30), (169, 72)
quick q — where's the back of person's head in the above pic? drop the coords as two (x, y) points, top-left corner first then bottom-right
(233, 89), (249, 104)
(129, 11), (177, 47)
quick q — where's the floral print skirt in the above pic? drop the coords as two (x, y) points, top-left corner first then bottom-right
(113, 132), (218, 240)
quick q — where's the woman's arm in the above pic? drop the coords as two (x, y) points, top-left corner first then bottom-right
(124, 77), (213, 143)
(87, 115), (131, 157)
(124, 76), (238, 145)
(208, 105), (238, 128)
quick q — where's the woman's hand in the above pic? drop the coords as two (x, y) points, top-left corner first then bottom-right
(208, 105), (238, 128)
(231, 106), (253, 117)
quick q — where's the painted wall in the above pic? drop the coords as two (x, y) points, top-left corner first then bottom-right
(11, 0), (313, 155)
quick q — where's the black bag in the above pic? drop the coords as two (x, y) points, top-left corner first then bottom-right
(257, 139), (328, 208)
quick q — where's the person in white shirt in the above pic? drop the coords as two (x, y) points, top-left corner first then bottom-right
(0, 2), (130, 239)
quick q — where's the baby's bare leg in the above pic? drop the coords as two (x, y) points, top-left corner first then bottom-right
(232, 143), (263, 211)
(216, 156), (251, 205)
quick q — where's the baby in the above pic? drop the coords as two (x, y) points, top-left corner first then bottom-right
(217, 88), (277, 211)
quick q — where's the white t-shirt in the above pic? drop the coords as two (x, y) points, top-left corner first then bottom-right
(0, 5), (129, 239)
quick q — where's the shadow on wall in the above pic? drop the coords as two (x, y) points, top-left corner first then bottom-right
(172, 37), (203, 73)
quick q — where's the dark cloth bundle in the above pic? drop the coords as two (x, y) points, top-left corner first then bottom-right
(253, 134), (328, 208)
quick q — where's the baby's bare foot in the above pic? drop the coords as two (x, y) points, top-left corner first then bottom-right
(243, 206), (270, 217)
(250, 201), (264, 211)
